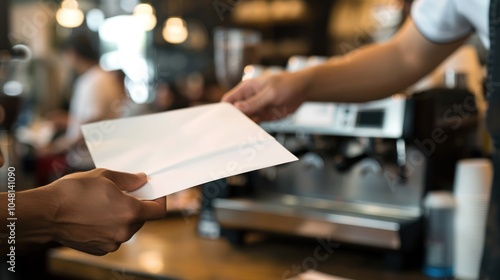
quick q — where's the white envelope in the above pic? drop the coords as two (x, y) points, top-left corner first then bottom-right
(81, 103), (297, 200)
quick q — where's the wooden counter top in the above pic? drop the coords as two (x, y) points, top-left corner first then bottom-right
(48, 216), (427, 280)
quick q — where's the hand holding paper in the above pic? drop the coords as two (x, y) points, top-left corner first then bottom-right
(81, 103), (297, 200)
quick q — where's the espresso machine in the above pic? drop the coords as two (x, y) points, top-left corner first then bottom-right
(198, 59), (479, 265)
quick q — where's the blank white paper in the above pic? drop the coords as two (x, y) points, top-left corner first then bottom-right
(81, 103), (297, 200)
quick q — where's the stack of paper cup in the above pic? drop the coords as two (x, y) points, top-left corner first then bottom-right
(453, 159), (493, 280)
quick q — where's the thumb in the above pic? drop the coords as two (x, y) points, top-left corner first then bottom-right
(138, 198), (167, 221)
(101, 170), (148, 192)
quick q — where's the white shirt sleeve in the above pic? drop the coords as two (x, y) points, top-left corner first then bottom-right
(411, 0), (474, 44)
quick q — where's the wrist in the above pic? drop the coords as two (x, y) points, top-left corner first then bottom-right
(294, 66), (317, 100)
(16, 185), (59, 244)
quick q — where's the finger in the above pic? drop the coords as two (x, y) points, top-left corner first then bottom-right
(234, 87), (275, 116)
(130, 222), (144, 236)
(102, 242), (121, 253)
(252, 112), (274, 123)
(118, 223), (144, 243)
(86, 249), (108, 256)
(75, 245), (108, 256)
(251, 116), (261, 123)
(221, 83), (244, 103)
(152, 196), (167, 211)
(221, 80), (257, 104)
(101, 169), (148, 192)
(257, 109), (287, 122)
(110, 243), (122, 253)
(138, 198), (167, 221)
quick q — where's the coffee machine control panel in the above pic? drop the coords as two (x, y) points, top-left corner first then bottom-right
(261, 95), (408, 139)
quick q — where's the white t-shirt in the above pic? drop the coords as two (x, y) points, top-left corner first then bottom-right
(411, 0), (489, 49)
(66, 66), (123, 168)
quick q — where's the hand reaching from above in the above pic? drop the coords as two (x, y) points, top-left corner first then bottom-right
(222, 71), (310, 122)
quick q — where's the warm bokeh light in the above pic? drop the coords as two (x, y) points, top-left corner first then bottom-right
(56, 0), (84, 28)
(137, 250), (164, 273)
(133, 3), (157, 31)
(134, 3), (153, 15)
(162, 17), (188, 44)
(242, 65), (265, 81)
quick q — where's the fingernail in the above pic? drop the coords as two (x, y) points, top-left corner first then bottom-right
(136, 172), (148, 180)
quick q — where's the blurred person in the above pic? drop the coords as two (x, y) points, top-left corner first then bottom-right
(36, 34), (124, 184)
(44, 109), (70, 140)
(223, 0), (498, 278)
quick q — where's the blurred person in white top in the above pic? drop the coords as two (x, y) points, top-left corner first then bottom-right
(39, 34), (124, 171)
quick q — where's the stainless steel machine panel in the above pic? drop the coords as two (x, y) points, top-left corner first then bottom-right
(261, 95), (408, 138)
(214, 198), (404, 249)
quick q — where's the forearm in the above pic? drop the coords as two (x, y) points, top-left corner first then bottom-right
(301, 43), (421, 102)
(298, 20), (466, 103)
(222, 19), (469, 122)
(0, 186), (57, 251)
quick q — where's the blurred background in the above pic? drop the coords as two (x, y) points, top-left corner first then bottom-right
(0, 0), (491, 279)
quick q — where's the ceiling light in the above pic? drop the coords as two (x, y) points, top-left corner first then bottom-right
(56, 0), (84, 28)
(162, 17), (188, 44)
(133, 3), (157, 31)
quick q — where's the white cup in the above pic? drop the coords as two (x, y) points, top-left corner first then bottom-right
(453, 158), (493, 280)
(453, 159), (493, 196)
